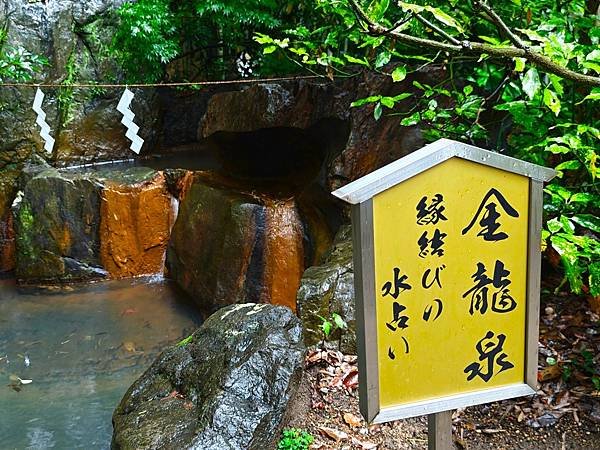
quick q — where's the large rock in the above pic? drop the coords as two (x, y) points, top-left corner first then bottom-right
(167, 173), (305, 313)
(198, 70), (439, 191)
(99, 170), (176, 278)
(297, 225), (356, 353)
(13, 165), (176, 283)
(112, 303), (305, 450)
(0, 169), (20, 272)
(13, 168), (106, 282)
(0, 0), (158, 168)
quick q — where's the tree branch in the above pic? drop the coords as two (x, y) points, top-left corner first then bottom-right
(413, 12), (461, 45)
(474, 1), (528, 50)
(347, 0), (600, 87)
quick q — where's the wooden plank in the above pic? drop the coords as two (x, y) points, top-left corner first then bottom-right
(428, 410), (453, 450)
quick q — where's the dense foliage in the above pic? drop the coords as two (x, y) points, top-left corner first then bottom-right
(257, 0), (600, 299)
(111, 0), (305, 82)
(0, 27), (46, 82)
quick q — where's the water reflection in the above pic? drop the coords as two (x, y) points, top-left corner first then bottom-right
(0, 277), (201, 449)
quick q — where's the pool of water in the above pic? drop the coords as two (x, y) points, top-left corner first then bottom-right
(0, 277), (202, 449)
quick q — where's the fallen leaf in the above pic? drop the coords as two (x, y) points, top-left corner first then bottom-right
(318, 426), (348, 442)
(307, 350), (325, 365)
(351, 436), (378, 449)
(538, 364), (562, 382)
(342, 368), (359, 391)
(343, 412), (363, 428)
(123, 341), (136, 352)
(481, 428), (505, 434)
(121, 308), (138, 316)
(309, 442), (327, 450)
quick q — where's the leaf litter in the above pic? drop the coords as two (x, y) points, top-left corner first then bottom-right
(284, 290), (600, 449)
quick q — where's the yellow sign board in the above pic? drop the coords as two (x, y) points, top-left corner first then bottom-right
(332, 139), (555, 423)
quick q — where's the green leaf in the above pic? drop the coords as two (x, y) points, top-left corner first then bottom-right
(344, 54), (370, 67)
(375, 51), (391, 68)
(351, 95), (381, 107)
(554, 160), (581, 172)
(332, 313), (347, 330)
(514, 57), (526, 72)
(589, 262), (600, 297)
(320, 320), (332, 337)
(367, 0), (390, 21)
(424, 6), (464, 32)
(559, 215), (574, 234)
(580, 88), (600, 103)
(374, 102), (383, 120)
(263, 45), (277, 54)
(177, 334), (194, 347)
(400, 1), (464, 32)
(547, 217), (563, 233)
(548, 74), (564, 96)
(400, 112), (420, 126)
(391, 65), (407, 82)
(545, 144), (570, 154)
(571, 214), (600, 233)
(391, 92), (412, 102)
(550, 235), (584, 293)
(398, 2), (425, 14)
(479, 35), (501, 45)
(522, 67), (540, 100)
(570, 193), (596, 204)
(380, 96), (395, 108)
(543, 89), (561, 116)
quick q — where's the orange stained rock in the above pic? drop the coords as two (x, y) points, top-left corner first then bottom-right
(49, 224), (72, 256)
(0, 213), (15, 272)
(262, 199), (305, 311)
(177, 171), (196, 201)
(100, 172), (175, 279)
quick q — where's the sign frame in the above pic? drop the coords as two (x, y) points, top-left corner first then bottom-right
(332, 139), (555, 424)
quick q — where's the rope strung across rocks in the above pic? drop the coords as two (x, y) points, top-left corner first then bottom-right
(0, 74), (325, 89)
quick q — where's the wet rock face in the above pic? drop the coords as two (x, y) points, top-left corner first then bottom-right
(0, 170), (20, 272)
(112, 303), (305, 450)
(166, 174), (305, 313)
(99, 171), (176, 279)
(297, 225), (356, 353)
(198, 72), (435, 190)
(13, 169), (106, 282)
(13, 165), (175, 283)
(0, 0), (157, 168)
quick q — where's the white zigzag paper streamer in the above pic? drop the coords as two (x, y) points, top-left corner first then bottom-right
(117, 88), (144, 154)
(32, 88), (55, 154)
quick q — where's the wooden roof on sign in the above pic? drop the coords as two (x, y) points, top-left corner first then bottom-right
(331, 139), (556, 205)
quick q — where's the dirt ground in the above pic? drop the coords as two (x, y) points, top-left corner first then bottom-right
(284, 291), (600, 449)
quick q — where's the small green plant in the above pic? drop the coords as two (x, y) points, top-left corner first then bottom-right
(318, 312), (347, 338)
(277, 428), (314, 450)
(317, 312), (348, 349)
(176, 334), (194, 347)
(0, 27), (47, 82)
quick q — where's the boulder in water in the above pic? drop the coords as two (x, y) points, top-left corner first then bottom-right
(167, 173), (305, 313)
(112, 303), (305, 450)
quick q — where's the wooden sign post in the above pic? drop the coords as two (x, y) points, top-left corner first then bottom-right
(332, 139), (555, 449)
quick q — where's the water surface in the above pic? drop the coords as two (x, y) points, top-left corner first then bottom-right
(0, 277), (201, 449)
